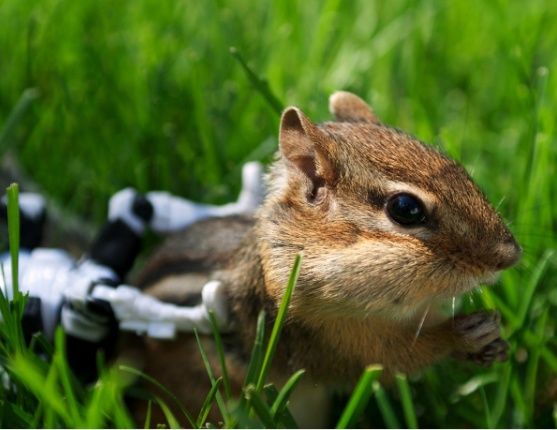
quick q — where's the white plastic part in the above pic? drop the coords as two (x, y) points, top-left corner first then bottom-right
(2, 249), (68, 339)
(60, 304), (110, 342)
(148, 161), (265, 233)
(1, 192), (46, 220)
(108, 187), (147, 234)
(90, 280), (230, 339)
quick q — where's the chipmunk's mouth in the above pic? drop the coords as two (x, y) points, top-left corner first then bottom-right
(437, 270), (501, 300)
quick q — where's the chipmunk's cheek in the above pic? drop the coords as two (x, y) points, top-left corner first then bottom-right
(295, 238), (438, 315)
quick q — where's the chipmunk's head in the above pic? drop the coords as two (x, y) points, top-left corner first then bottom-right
(259, 91), (520, 320)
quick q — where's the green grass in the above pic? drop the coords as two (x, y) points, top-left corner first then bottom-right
(0, 0), (556, 428)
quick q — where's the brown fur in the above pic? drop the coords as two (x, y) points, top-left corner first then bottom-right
(122, 91), (521, 427)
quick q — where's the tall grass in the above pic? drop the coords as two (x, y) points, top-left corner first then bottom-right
(0, 0), (556, 427)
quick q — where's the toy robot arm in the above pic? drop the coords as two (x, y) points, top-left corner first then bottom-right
(89, 280), (230, 339)
(147, 161), (264, 233)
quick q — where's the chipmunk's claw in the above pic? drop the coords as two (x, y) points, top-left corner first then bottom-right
(452, 311), (508, 365)
(467, 338), (509, 366)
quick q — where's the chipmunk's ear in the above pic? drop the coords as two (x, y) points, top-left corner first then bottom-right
(329, 91), (379, 123)
(279, 107), (336, 187)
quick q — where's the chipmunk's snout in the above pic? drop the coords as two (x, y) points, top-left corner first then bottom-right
(492, 238), (522, 270)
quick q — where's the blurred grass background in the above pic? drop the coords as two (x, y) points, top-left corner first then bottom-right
(0, 0), (556, 427)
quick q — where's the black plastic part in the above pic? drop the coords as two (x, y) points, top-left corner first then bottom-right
(65, 319), (118, 383)
(132, 194), (154, 223)
(88, 219), (143, 280)
(0, 201), (46, 250)
(22, 297), (44, 343)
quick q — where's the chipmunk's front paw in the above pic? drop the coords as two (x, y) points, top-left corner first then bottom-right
(451, 311), (508, 366)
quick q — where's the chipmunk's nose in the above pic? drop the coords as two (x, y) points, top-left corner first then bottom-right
(493, 238), (522, 270)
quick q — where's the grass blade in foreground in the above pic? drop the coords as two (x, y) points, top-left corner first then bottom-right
(119, 365), (196, 428)
(7, 184), (20, 302)
(244, 385), (275, 428)
(193, 329), (231, 427)
(263, 383), (298, 428)
(336, 365), (383, 429)
(143, 400), (152, 429)
(271, 369), (305, 419)
(196, 377), (223, 428)
(243, 310), (266, 387)
(372, 380), (401, 429)
(0, 183), (26, 355)
(256, 253), (302, 392)
(396, 373), (418, 429)
(235, 310), (266, 420)
(208, 310), (232, 400)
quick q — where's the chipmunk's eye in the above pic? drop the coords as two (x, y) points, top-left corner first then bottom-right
(386, 193), (427, 227)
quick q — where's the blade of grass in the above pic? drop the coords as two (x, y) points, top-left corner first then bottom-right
(490, 363), (512, 428)
(0, 184), (26, 356)
(119, 365), (196, 428)
(372, 380), (401, 429)
(10, 354), (71, 425)
(84, 376), (107, 428)
(193, 329), (230, 427)
(243, 311), (266, 387)
(512, 249), (553, 332)
(156, 396), (181, 429)
(196, 377), (222, 428)
(256, 253), (302, 392)
(263, 383), (278, 404)
(144, 400), (152, 429)
(208, 310), (232, 400)
(0, 88), (39, 152)
(336, 365), (383, 429)
(523, 307), (548, 426)
(236, 310), (267, 422)
(1, 400), (35, 427)
(540, 347), (557, 372)
(86, 365), (134, 429)
(229, 47), (283, 115)
(244, 385), (275, 428)
(52, 329), (82, 427)
(7, 184), (20, 303)
(480, 386), (494, 428)
(109, 389), (135, 429)
(270, 369), (305, 418)
(510, 376), (528, 427)
(263, 383), (298, 428)
(396, 373), (418, 429)
(28, 332), (54, 358)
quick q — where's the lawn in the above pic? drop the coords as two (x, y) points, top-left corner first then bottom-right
(0, 0), (556, 427)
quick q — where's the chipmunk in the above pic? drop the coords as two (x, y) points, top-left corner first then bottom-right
(124, 91), (521, 426)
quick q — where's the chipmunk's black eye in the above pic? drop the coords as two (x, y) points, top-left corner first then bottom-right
(386, 193), (427, 227)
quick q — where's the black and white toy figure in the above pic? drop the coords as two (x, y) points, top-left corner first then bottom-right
(0, 161), (264, 381)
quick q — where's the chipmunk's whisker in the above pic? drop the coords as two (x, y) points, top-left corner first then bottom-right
(495, 196), (506, 211)
(413, 304), (431, 344)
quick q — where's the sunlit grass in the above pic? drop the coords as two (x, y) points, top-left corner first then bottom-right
(0, 0), (556, 427)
